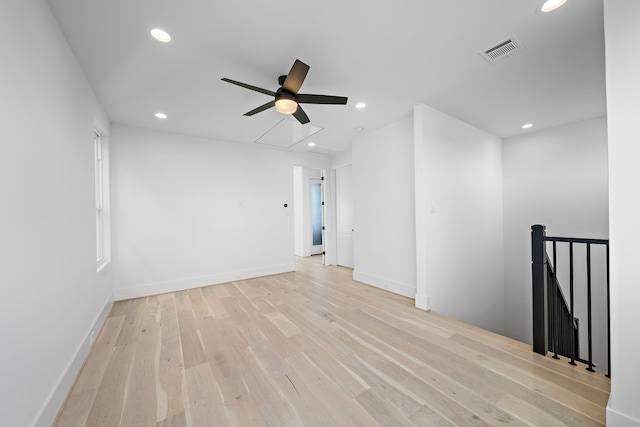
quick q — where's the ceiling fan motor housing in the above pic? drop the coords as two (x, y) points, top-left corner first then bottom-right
(276, 88), (297, 102)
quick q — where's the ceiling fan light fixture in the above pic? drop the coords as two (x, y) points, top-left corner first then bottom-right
(275, 97), (298, 115)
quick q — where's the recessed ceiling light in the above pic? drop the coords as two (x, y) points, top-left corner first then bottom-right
(155, 112), (167, 119)
(354, 127), (364, 132)
(522, 123), (534, 129)
(538, 0), (567, 13)
(307, 142), (316, 147)
(150, 28), (171, 42)
(355, 102), (366, 109)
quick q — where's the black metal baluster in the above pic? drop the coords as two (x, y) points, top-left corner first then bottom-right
(606, 243), (611, 378)
(569, 242), (576, 365)
(586, 243), (595, 372)
(552, 241), (559, 359)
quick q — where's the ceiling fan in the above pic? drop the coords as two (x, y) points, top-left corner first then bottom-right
(222, 59), (348, 125)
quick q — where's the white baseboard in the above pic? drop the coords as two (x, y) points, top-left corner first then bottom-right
(415, 293), (430, 311)
(113, 263), (295, 301)
(294, 250), (319, 258)
(352, 270), (416, 299)
(607, 401), (640, 426)
(33, 292), (114, 427)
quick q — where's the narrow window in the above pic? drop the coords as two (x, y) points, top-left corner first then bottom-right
(94, 130), (110, 270)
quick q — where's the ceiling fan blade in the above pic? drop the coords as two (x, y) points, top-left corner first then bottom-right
(282, 60), (309, 94)
(293, 105), (310, 124)
(221, 78), (276, 96)
(244, 100), (275, 116)
(297, 94), (348, 105)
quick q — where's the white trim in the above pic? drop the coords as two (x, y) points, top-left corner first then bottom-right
(413, 104), (429, 314)
(114, 263), (295, 301)
(607, 401), (640, 427)
(353, 270), (416, 299)
(32, 293), (114, 427)
(324, 168), (338, 266)
(415, 293), (430, 311)
(96, 257), (110, 273)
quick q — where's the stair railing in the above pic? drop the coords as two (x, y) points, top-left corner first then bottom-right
(531, 224), (610, 377)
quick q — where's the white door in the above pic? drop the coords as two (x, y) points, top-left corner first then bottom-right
(310, 178), (323, 255)
(336, 165), (354, 268)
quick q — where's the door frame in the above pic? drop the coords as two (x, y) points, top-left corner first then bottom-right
(309, 177), (324, 256)
(293, 166), (331, 263)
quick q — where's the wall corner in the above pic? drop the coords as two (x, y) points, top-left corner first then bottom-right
(415, 294), (430, 311)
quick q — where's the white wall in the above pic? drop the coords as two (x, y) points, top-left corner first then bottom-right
(336, 165), (355, 268)
(111, 125), (330, 299)
(352, 115), (417, 297)
(604, 1), (640, 425)
(0, 1), (113, 426)
(502, 117), (609, 345)
(414, 104), (505, 333)
(325, 151), (353, 266)
(331, 150), (352, 170)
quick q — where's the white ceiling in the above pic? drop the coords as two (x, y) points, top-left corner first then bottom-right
(46, 0), (606, 154)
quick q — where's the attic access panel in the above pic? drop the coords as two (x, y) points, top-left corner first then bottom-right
(255, 117), (323, 148)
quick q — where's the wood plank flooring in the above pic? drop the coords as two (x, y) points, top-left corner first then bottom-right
(55, 256), (610, 426)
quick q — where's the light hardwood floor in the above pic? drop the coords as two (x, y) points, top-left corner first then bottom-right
(55, 256), (610, 426)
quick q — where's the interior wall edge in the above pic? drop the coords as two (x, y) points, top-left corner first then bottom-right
(415, 293), (430, 311)
(33, 293), (114, 427)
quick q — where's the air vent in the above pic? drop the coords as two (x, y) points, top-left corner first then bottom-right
(480, 36), (523, 63)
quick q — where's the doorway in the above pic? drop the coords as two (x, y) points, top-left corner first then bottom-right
(310, 178), (323, 255)
(293, 166), (325, 261)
